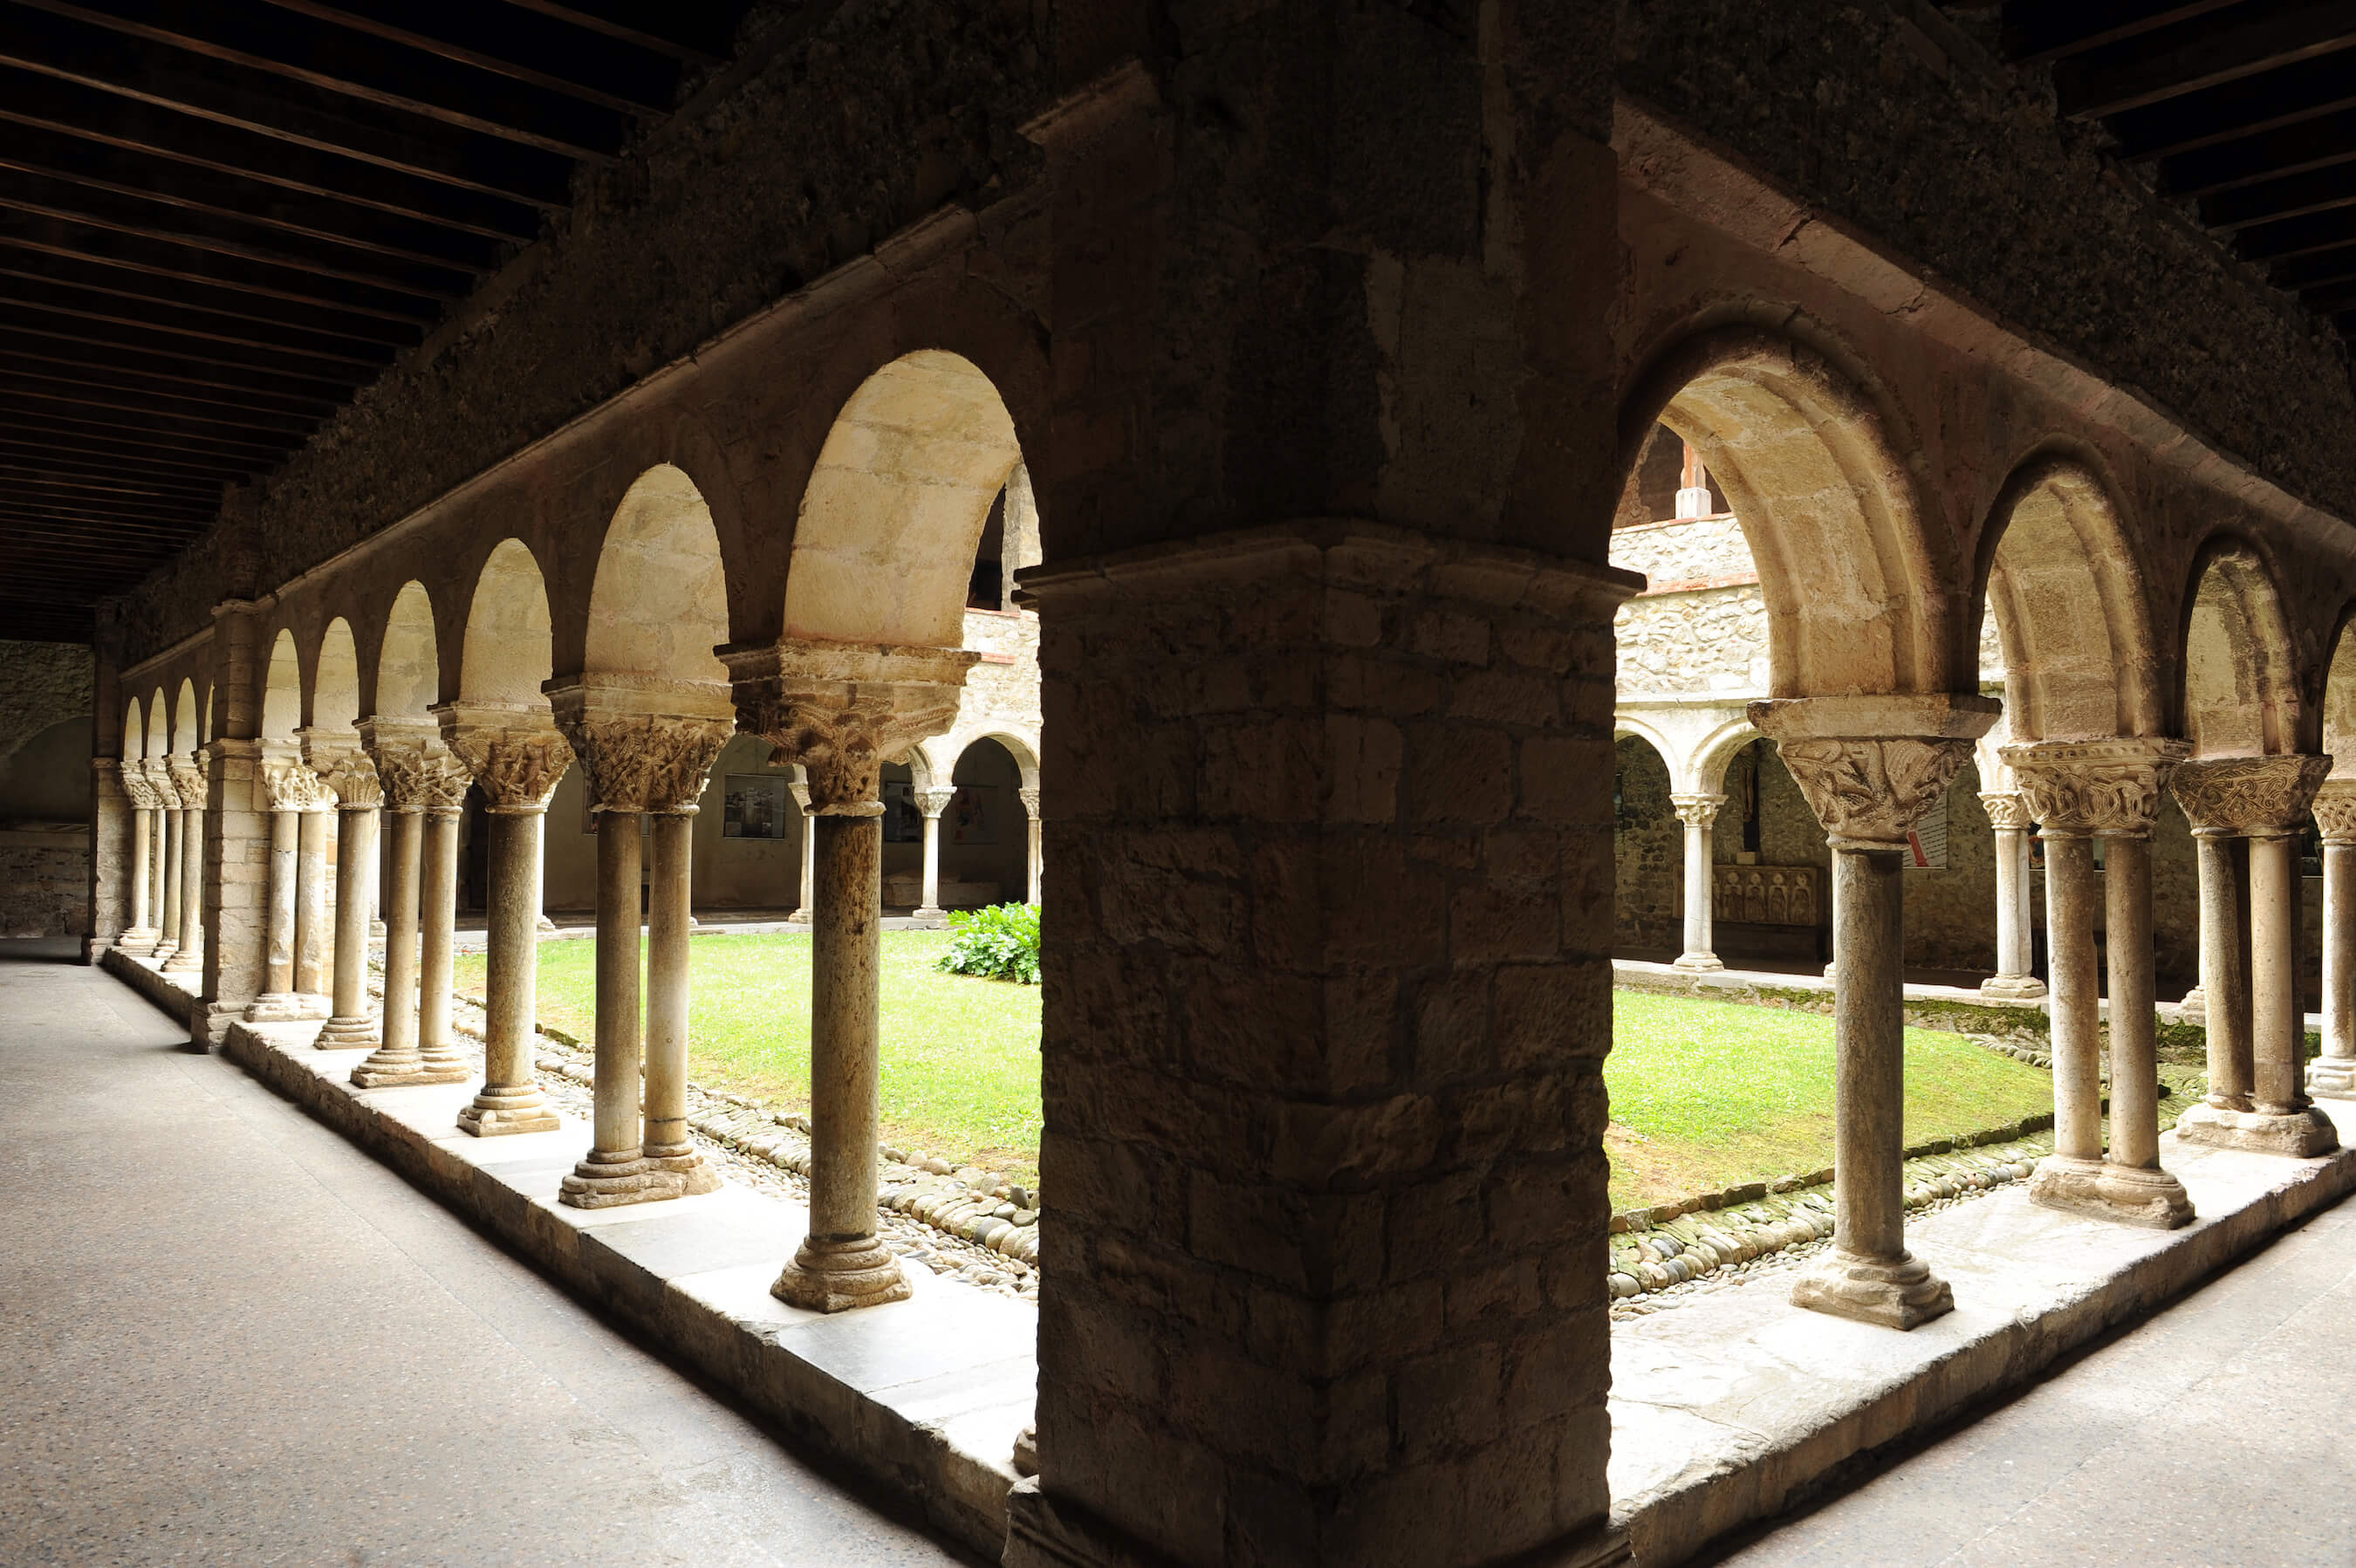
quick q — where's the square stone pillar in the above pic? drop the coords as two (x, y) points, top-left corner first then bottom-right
(86, 757), (130, 961)
(1008, 524), (1638, 1568)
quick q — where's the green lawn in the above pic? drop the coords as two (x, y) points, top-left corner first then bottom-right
(455, 935), (2053, 1209)
(453, 929), (1044, 1183)
(1603, 991), (2054, 1210)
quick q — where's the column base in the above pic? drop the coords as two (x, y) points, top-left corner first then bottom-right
(351, 1047), (471, 1089)
(115, 928), (159, 956)
(2028, 1154), (2194, 1229)
(315, 1013), (380, 1048)
(2175, 985), (2207, 1023)
(245, 990), (332, 1023)
(913, 904), (947, 921)
(536, 914), (557, 932)
(150, 941), (178, 962)
(1789, 1247), (1954, 1330)
(1979, 974), (2047, 1000)
(2307, 1056), (2356, 1099)
(771, 1236), (912, 1313)
(160, 947), (203, 976)
(456, 1085), (561, 1137)
(2173, 1101), (2340, 1158)
(1672, 951), (1724, 973)
(558, 1148), (721, 1209)
(786, 907), (812, 924)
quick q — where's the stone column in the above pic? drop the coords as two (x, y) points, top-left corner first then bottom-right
(2173, 755), (2338, 1156)
(163, 753), (207, 974)
(247, 757), (331, 1020)
(1753, 694), (1998, 1329)
(1978, 791), (2046, 1000)
(293, 796), (332, 1010)
(418, 791), (468, 1079)
(641, 809), (712, 1185)
(786, 778), (816, 921)
(2005, 740), (2192, 1228)
(352, 726), (469, 1085)
(1670, 792), (1724, 971)
(1019, 785), (1041, 906)
(549, 680), (732, 1206)
(724, 639), (976, 1310)
(87, 757), (129, 960)
(118, 767), (160, 955)
(154, 763), (183, 962)
(915, 786), (955, 919)
(439, 702), (569, 1136)
(2308, 781), (2356, 1099)
(308, 739), (383, 1048)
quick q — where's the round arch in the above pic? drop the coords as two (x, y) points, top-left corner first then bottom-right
(144, 692), (166, 758)
(1618, 326), (1953, 699)
(171, 679), (199, 754)
(584, 466), (729, 683)
(459, 538), (555, 703)
(263, 629), (302, 743)
(783, 350), (1025, 647)
(1689, 716), (1764, 796)
(2319, 604), (2356, 775)
(1612, 716), (1681, 784)
(312, 619), (362, 736)
(1974, 454), (2161, 743)
(121, 698), (143, 760)
(376, 581), (441, 719)
(2181, 536), (2300, 757)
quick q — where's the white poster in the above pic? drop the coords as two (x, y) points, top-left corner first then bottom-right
(1906, 790), (1948, 869)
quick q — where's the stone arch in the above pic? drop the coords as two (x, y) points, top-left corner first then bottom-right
(584, 466), (729, 684)
(1617, 326), (1952, 698)
(459, 539), (555, 703)
(375, 581), (440, 721)
(1690, 716), (1764, 796)
(961, 729), (1040, 791)
(1612, 716), (1681, 785)
(2320, 605), (2356, 778)
(144, 692), (165, 758)
(312, 618), (362, 738)
(1974, 454), (2161, 743)
(263, 628), (302, 743)
(121, 698), (142, 760)
(2181, 536), (2300, 757)
(172, 679), (199, 754)
(782, 350), (1025, 648)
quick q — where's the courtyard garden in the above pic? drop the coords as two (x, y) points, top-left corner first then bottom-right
(456, 931), (2058, 1212)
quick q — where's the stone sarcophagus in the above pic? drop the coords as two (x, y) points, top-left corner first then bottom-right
(1713, 864), (1821, 928)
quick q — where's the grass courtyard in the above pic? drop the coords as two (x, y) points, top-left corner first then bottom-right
(455, 933), (2056, 1209)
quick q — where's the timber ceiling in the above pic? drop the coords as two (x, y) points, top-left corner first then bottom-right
(1966, 3), (2356, 347)
(0, 1), (745, 644)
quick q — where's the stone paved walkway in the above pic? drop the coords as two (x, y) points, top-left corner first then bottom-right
(1716, 1183), (2356, 1568)
(0, 939), (962, 1567)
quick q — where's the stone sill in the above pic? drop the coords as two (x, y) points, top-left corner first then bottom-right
(211, 1014), (1036, 1559)
(101, 948), (201, 1030)
(1609, 1100), (2356, 1565)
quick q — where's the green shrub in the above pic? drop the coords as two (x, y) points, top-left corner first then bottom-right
(938, 902), (1040, 984)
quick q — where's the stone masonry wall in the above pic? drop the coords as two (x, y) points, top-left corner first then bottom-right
(1615, 736), (1680, 949)
(0, 839), (90, 937)
(1616, 585), (1770, 695)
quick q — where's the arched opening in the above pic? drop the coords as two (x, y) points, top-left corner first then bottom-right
(375, 582), (440, 721)
(2182, 542), (2299, 759)
(1613, 732), (1681, 955)
(584, 465), (730, 686)
(263, 630), (301, 743)
(312, 620), (362, 742)
(144, 693), (165, 758)
(172, 680), (198, 755)
(121, 698), (141, 761)
(456, 541), (560, 915)
(1982, 460), (2160, 744)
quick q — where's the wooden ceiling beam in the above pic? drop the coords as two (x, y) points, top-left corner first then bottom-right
(497, 0), (729, 66)
(0, 250), (420, 348)
(2003, 0), (2249, 65)
(0, 274), (393, 369)
(2058, 0), (2356, 120)
(0, 395), (300, 460)
(0, 346), (344, 418)
(0, 216), (443, 325)
(263, 0), (679, 115)
(2202, 163), (2356, 229)
(2111, 48), (2356, 161)
(0, 303), (375, 387)
(0, 371), (321, 439)
(2161, 106), (2356, 195)
(0, 428), (248, 480)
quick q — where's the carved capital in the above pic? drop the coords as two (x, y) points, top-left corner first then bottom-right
(1978, 791), (2032, 832)
(260, 757), (334, 812)
(544, 678), (734, 815)
(363, 719), (469, 813)
(1750, 694), (1998, 848)
(2314, 779), (2356, 845)
(300, 729), (382, 810)
(147, 758), (184, 811)
(168, 757), (208, 811)
(120, 765), (161, 812)
(2000, 738), (2189, 838)
(2170, 754), (2332, 834)
(1017, 786), (1041, 820)
(1670, 791), (1724, 829)
(722, 639), (976, 812)
(917, 787), (957, 819)
(435, 701), (570, 811)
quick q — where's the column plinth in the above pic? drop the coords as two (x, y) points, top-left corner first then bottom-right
(1754, 695), (1998, 1329)
(724, 638), (977, 1310)
(2172, 755), (2338, 1158)
(1670, 792), (1724, 971)
(550, 679), (733, 1208)
(440, 702), (570, 1137)
(2007, 739), (2195, 1229)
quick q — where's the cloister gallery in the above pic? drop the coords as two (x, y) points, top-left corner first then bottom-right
(10, 3), (2356, 1566)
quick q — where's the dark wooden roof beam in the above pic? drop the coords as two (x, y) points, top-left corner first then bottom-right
(0, 371), (321, 438)
(0, 483), (214, 525)
(263, 0), (681, 115)
(2161, 106), (2356, 195)
(0, 216), (446, 325)
(0, 451), (222, 499)
(0, 250), (421, 348)
(2003, 0), (2249, 65)
(0, 436), (235, 485)
(2111, 47), (2356, 160)
(2269, 244), (2356, 288)
(2202, 163), (2356, 229)
(2058, 0), (2356, 120)
(499, 1), (731, 66)
(2236, 204), (2356, 262)
(0, 303), (377, 387)
(0, 8), (579, 209)
(0, 397), (301, 462)
(20, 0), (634, 161)
(0, 274), (394, 369)
(0, 354), (339, 428)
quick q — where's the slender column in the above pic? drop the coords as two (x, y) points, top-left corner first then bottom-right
(293, 804), (332, 1008)
(790, 779), (817, 921)
(1978, 791), (2046, 999)
(440, 703), (568, 1136)
(353, 805), (425, 1083)
(1020, 785), (1042, 907)
(246, 757), (328, 1020)
(1755, 695), (1996, 1330)
(2309, 783), (2356, 1098)
(148, 779), (173, 954)
(1670, 792), (1724, 971)
(350, 726), (470, 1085)
(915, 786), (955, 919)
(311, 742), (384, 1048)
(118, 771), (159, 955)
(2007, 739), (2192, 1228)
(2173, 755), (2338, 1156)
(417, 803), (466, 1078)
(725, 638), (976, 1311)
(549, 681), (732, 1206)
(163, 755), (208, 973)
(154, 776), (183, 962)
(641, 809), (716, 1190)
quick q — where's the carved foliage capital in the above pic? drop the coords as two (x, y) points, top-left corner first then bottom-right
(167, 756), (207, 811)
(441, 717), (569, 811)
(723, 639), (975, 813)
(372, 739), (470, 813)
(2314, 780), (2356, 844)
(1771, 736), (1977, 846)
(917, 787), (957, 819)
(2170, 754), (2332, 834)
(145, 759), (182, 811)
(1978, 791), (2032, 832)
(2000, 739), (2189, 837)
(556, 712), (732, 814)
(120, 763), (161, 811)
(1670, 791), (1725, 829)
(1017, 787), (1041, 820)
(261, 759), (335, 811)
